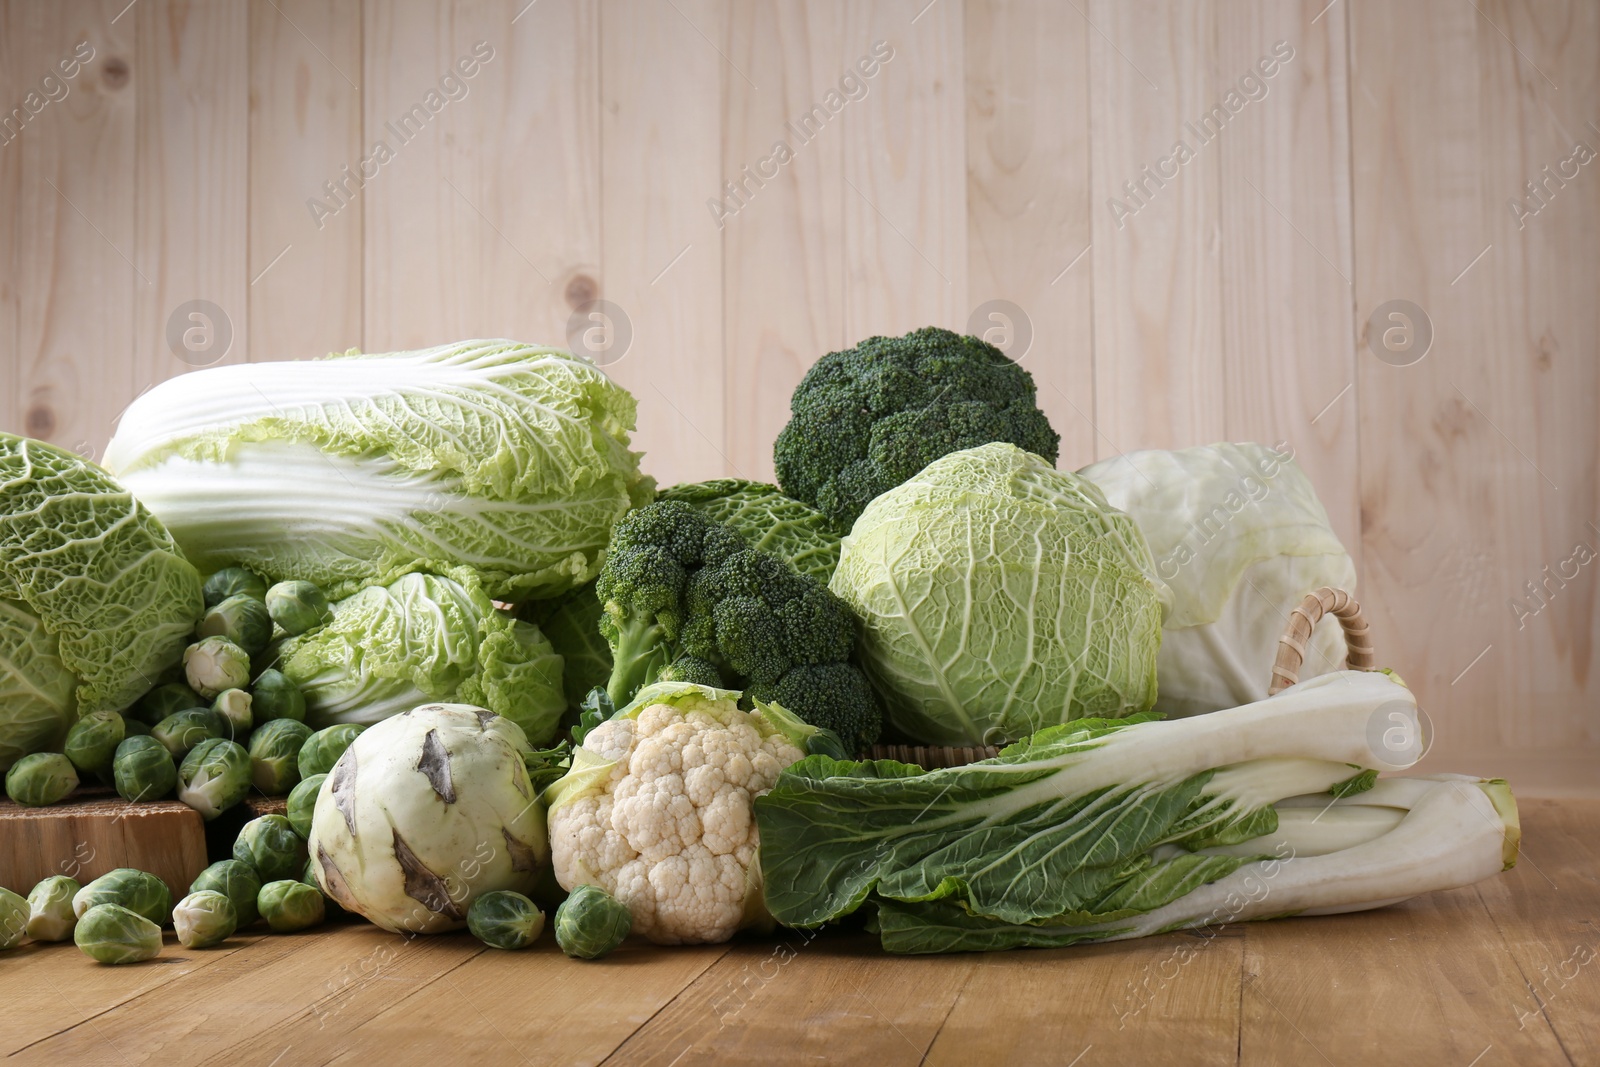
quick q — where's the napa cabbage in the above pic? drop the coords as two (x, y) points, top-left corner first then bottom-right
(0, 434), (204, 768)
(829, 442), (1166, 746)
(102, 339), (654, 602)
(273, 572), (565, 743)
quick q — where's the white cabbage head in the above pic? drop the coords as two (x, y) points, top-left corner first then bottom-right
(830, 443), (1166, 746)
(103, 339), (654, 602)
(1, 434), (203, 768)
(1078, 442), (1356, 717)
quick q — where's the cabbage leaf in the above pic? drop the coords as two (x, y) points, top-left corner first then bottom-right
(1, 434), (203, 767)
(275, 572), (565, 743)
(103, 340), (654, 602)
(829, 442), (1165, 745)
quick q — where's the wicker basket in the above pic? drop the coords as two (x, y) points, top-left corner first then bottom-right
(863, 585), (1373, 769)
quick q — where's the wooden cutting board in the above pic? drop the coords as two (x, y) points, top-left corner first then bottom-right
(0, 787), (287, 900)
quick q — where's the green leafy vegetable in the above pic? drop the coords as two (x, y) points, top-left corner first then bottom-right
(275, 572), (565, 743)
(75, 903), (161, 964)
(0, 433), (204, 769)
(518, 581), (612, 716)
(554, 884), (632, 959)
(597, 501), (880, 752)
(773, 326), (1061, 528)
(657, 479), (843, 582)
(103, 340), (654, 602)
(5, 752), (78, 806)
(830, 442), (1164, 745)
(756, 671), (1516, 953)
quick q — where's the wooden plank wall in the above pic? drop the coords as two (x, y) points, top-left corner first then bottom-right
(0, 0), (1595, 794)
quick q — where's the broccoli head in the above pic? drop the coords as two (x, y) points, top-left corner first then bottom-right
(596, 501), (882, 751)
(773, 326), (1061, 527)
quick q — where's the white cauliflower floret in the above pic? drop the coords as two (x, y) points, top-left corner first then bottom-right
(548, 695), (805, 944)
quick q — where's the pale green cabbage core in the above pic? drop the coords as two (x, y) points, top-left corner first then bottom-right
(830, 442), (1165, 746)
(104, 339), (653, 601)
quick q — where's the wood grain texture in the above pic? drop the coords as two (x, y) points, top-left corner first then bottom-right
(1351, 0), (1600, 794)
(721, 0), (846, 483)
(598, 0), (728, 486)
(133, 0), (249, 387)
(5, 0), (134, 463)
(0, 800), (1592, 1067)
(362, 0), (599, 353)
(965, 0), (1096, 469)
(1087, 0), (1225, 458)
(1215, 0), (1360, 560)
(0, 794), (208, 912)
(841, 0), (967, 340)
(248, 0), (362, 362)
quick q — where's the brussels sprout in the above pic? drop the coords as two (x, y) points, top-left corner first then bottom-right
(136, 682), (205, 727)
(152, 708), (227, 758)
(63, 710), (127, 781)
(468, 890), (545, 951)
(184, 636), (252, 699)
(285, 773), (326, 838)
(190, 860), (261, 928)
(198, 594), (274, 657)
(554, 884), (631, 959)
(26, 875), (81, 941)
(234, 815), (307, 883)
(73, 869), (172, 925)
(248, 719), (311, 795)
(203, 566), (268, 608)
(251, 669), (306, 724)
(265, 581), (333, 636)
(258, 879), (325, 932)
(0, 887), (27, 950)
(297, 724), (364, 779)
(211, 689), (254, 740)
(5, 752), (78, 806)
(177, 738), (251, 820)
(75, 903), (162, 964)
(172, 890), (237, 948)
(113, 735), (178, 802)
(123, 717), (152, 737)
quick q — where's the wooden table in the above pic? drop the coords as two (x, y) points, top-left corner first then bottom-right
(2, 798), (1594, 1066)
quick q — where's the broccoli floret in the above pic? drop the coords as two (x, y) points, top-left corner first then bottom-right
(597, 501), (881, 751)
(773, 326), (1061, 527)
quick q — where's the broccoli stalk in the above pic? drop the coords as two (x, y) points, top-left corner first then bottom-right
(596, 501), (882, 752)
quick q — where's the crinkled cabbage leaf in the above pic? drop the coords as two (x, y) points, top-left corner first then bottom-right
(103, 339), (654, 602)
(275, 572), (565, 743)
(830, 442), (1165, 745)
(0, 434), (203, 767)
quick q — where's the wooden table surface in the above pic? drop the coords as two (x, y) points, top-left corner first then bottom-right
(3, 798), (1595, 1067)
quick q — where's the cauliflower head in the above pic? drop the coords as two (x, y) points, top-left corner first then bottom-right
(546, 684), (806, 944)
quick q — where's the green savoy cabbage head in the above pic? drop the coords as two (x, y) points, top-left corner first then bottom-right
(829, 442), (1165, 746)
(102, 339), (654, 603)
(275, 572), (566, 744)
(1, 434), (204, 770)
